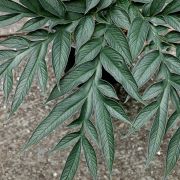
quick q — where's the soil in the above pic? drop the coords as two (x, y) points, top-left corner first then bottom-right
(0, 18), (179, 180)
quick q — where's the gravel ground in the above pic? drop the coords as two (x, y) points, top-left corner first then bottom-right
(0, 19), (179, 180)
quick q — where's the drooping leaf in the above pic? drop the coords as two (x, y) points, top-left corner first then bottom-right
(94, 90), (114, 174)
(133, 51), (162, 87)
(164, 54), (180, 75)
(60, 140), (81, 180)
(100, 47), (142, 102)
(149, 0), (167, 16)
(165, 128), (180, 177)
(20, 0), (43, 13)
(116, 0), (131, 11)
(11, 43), (48, 114)
(165, 31), (180, 43)
(3, 68), (13, 101)
(128, 17), (150, 59)
(162, 0), (180, 14)
(97, 80), (118, 99)
(75, 16), (95, 51)
(93, 23), (107, 38)
(110, 6), (130, 30)
(165, 111), (179, 134)
(37, 54), (48, 93)
(65, 0), (86, 14)
(82, 136), (97, 179)
(50, 132), (80, 152)
(0, 13), (24, 28)
(164, 15), (180, 32)
(143, 81), (164, 101)
(129, 101), (159, 135)
(105, 25), (132, 65)
(97, 0), (113, 11)
(84, 119), (99, 145)
(20, 17), (48, 32)
(0, 0), (32, 14)
(76, 38), (102, 65)
(0, 50), (18, 60)
(47, 61), (97, 102)
(85, 0), (100, 13)
(0, 36), (30, 49)
(103, 97), (130, 124)
(52, 29), (71, 85)
(147, 85), (170, 164)
(177, 45), (180, 58)
(39, 0), (65, 17)
(24, 86), (88, 149)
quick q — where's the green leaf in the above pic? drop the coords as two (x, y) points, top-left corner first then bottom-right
(176, 45), (180, 58)
(11, 43), (48, 114)
(50, 132), (80, 152)
(85, 0), (100, 13)
(60, 141), (81, 180)
(165, 31), (180, 43)
(47, 61), (96, 102)
(165, 111), (179, 134)
(128, 17), (150, 59)
(0, 13), (24, 28)
(20, 17), (48, 32)
(24, 86), (89, 149)
(97, 80), (118, 99)
(116, 0), (131, 11)
(76, 38), (102, 65)
(147, 85), (170, 164)
(20, 0), (43, 13)
(82, 137), (97, 180)
(79, 93), (93, 120)
(0, 36), (30, 49)
(0, 0), (32, 14)
(128, 4), (142, 22)
(110, 6), (130, 30)
(75, 16), (95, 51)
(94, 90), (114, 174)
(3, 68), (13, 101)
(170, 87), (180, 113)
(149, 0), (167, 16)
(0, 59), (13, 76)
(65, 0), (86, 14)
(100, 47), (142, 102)
(27, 29), (49, 41)
(143, 81), (164, 101)
(165, 128), (180, 177)
(84, 119), (99, 145)
(37, 54), (48, 93)
(0, 48), (33, 76)
(52, 29), (71, 85)
(164, 15), (180, 32)
(104, 97), (130, 124)
(162, 0), (180, 14)
(133, 51), (162, 87)
(0, 50), (18, 60)
(164, 54), (180, 75)
(93, 23), (107, 38)
(39, 0), (65, 17)
(170, 73), (180, 91)
(129, 101), (159, 134)
(97, 0), (113, 11)
(105, 25), (132, 65)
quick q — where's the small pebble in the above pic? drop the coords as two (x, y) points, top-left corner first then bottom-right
(53, 172), (58, 177)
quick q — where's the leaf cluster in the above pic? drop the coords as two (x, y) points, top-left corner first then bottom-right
(0, 0), (179, 179)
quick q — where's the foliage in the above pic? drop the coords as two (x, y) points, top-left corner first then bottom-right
(0, 0), (179, 179)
